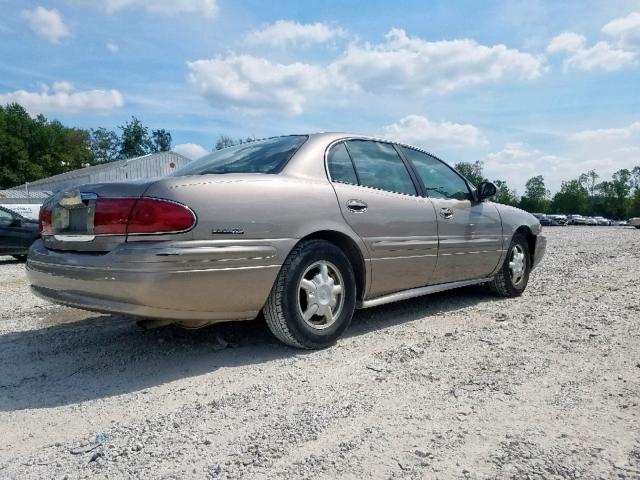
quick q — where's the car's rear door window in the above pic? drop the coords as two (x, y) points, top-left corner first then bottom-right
(400, 146), (472, 201)
(345, 140), (417, 196)
(327, 142), (359, 185)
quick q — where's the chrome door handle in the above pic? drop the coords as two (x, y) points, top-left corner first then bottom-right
(346, 199), (368, 212)
(439, 207), (454, 219)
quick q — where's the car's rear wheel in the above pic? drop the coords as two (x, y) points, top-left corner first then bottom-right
(263, 239), (356, 349)
(488, 233), (531, 297)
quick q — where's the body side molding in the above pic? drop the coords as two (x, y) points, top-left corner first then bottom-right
(357, 277), (493, 309)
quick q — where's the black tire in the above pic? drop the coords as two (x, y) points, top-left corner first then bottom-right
(636, 226), (640, 229)
(12, 255), (27, 262)
(263, 239), (356, 349)
(488, 234), (531, 297)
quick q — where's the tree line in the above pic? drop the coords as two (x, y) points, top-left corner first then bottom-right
(0, 103), (172, 189)
(455, 160), (640, 220)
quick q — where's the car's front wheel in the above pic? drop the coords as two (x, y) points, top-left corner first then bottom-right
(12, 255), (27, 262)
(263, 239), (356, 349)
(488, 233), (531, 297)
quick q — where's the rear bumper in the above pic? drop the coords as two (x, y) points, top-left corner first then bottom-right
(26, 238), (293, 322)
(532, 234), (546, 269)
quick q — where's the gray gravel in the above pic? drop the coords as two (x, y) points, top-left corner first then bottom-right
(1, 226), (639, 479)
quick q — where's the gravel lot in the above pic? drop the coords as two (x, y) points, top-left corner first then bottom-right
(1, 227), (639, 479)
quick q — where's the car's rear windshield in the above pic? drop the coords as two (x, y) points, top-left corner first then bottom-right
(171, 135), (308, 176)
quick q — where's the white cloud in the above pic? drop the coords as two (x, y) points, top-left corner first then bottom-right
(563, 41), (635, 71)
(78, 0), (217, 17)
(0, 82), (124, 115)
(546, 32), (586, 53)
(106, 42), (119, 53)
(21, 7), (71, 43)
(173, 143), (208, 159)
(602, 11), (640, 50)
(547, 16), (639, 71)
(484, 143), (570, 193)
(188, 29), (546, 114)
(569, 121), (640, 143)
(246, 20), (345, 47)
(187, 55), (353, 115)
(486, 121), (640, 193)
(382, 114), (486, 147)
(332, 29), (545, 94)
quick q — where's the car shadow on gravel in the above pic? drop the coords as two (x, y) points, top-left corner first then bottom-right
(0, 286), (499, 411)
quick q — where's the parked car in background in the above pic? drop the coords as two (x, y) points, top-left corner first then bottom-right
(26, 133), (545, 349)
(630, 218), (640, 229)
(593, 216), (611, 226)
(584, 217), (598, 226)
(0, 205), (40, 261)
(567, 214), (587, 225)
(0, 204), (42, 220)
(547, 214), (568, 226)
(539, 215), (552, 226)
(612, 220), (628, 226)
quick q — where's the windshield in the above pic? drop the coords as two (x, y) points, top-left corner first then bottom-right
(171, 135), (308, 176)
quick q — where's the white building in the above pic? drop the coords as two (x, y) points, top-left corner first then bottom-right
(9, 150), (192, 193)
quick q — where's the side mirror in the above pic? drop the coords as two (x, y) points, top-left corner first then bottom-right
(477, 181), (497, 200)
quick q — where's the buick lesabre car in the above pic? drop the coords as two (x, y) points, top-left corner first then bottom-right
(27, 133), (545, 349)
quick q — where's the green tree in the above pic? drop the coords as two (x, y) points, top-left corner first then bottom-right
(551, 179), (588, 214)
(90, 127), (120, 163)
(454, 160), (486, 187)
(151, 129), (172, 152)
(118, 117), (151, 159)
(492, 179), (519, 206)
(595, 169), (633, 219)
(0, 103), (92, 188)
(631, 166), (640, 192)
(579, 170), (599, 197)
(628, 189), (640, 217)
(519, 175), (550, 213)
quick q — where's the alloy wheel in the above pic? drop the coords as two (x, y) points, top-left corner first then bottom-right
(509, 244), (526, 285)
(297, 260), (345, 330)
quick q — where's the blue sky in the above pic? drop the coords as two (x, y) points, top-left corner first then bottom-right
(1, 0), (639, 193)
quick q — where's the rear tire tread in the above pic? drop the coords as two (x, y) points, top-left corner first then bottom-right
(263, 241), (310, 349)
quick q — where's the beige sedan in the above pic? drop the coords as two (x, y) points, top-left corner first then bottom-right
(27, 133), (545, 348)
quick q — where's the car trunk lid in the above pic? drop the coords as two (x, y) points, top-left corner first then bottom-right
(40, 181), (155, 252)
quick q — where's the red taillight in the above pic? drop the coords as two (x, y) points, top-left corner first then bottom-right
(127, 198), (196, 234)
(93, 197), (195, 235)
(94, 198), (137, 235)
(39, 204), (53, 235)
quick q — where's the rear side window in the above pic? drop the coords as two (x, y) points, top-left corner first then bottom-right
(327, 142), (358, 185)
(345, 140), (416, 196)
(171, 135), (308, 176)
(400, 147), (472, 201)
